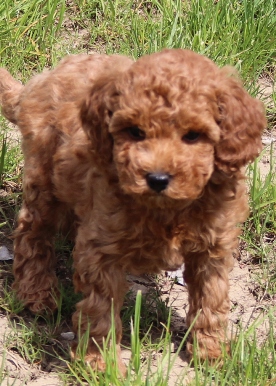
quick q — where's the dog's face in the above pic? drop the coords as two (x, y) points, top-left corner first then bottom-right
(81, 49), (265, 206)
(109, 87), (220, 205)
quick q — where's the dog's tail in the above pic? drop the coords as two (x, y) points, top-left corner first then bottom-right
(0, 68), (23, 124)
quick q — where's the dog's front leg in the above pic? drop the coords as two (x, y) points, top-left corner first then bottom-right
(72, 235), (128, 374)
(184, 250), (233, 360)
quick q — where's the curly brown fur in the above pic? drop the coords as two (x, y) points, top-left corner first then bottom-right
(0, 49), (266, 371)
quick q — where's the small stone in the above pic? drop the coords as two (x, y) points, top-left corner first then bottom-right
(0, 246), (13, 260)
(60, 332), (75, 341)
(262, 136), (275, 145)
(166, 265), (185, 286)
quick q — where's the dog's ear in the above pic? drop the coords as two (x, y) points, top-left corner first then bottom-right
(214, 70), (266, 173)
(80, 79), (117, 166)
(80, 56), (133, 167)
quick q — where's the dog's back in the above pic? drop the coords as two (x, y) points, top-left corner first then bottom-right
(0, 55), (100, 133)
(0, 54), (133, 139)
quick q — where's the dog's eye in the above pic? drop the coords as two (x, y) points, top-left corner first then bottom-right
(126, 126), (146, 141)
(182, 131), (201, 143)
(107, 109), (113, 118)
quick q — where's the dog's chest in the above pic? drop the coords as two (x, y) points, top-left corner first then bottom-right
(111, 210), (187, 274)
(89, 185), (207, 273)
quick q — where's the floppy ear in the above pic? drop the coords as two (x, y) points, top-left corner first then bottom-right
(80, 79), (117, 167)
(80, 56), (133, 168)
(214, 71), (266, 173)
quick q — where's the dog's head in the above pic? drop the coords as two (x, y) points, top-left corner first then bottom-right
(81, 49), (266, 206)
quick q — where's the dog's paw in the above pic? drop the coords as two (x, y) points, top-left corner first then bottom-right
(13, 284), (59, 314)
(186, 330), (230, 361)
(71, 342), (126, 376)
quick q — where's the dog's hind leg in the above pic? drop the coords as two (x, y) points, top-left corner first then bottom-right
(13, 167), (62, 313)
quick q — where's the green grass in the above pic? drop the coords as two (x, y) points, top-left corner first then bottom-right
(55, 0), (276, 85)
(0, 0), (65, 74)
(1, 291), (275, 385)
(59, 291), (193, 385)
(191, 314), (276, 386)
(0, 0), (275, 385)
(248, 145), (276, 236)
(243, 144), (276, 298)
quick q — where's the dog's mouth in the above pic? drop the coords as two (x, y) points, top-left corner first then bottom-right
(132, 192), (194, 209)
(145, 172), (206, 202)
(117, 168), (208, 207)
(123, 182), (196, 208)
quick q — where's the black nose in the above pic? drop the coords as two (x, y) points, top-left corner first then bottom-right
(146, 173), (171, 193)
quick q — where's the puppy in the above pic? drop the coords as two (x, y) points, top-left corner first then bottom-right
(0, 49), (266, 371)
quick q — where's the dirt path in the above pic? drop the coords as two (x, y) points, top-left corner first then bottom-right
(0, 316), (61, 386)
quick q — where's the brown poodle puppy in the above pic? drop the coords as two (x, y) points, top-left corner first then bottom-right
(0, 49), (266, 371)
